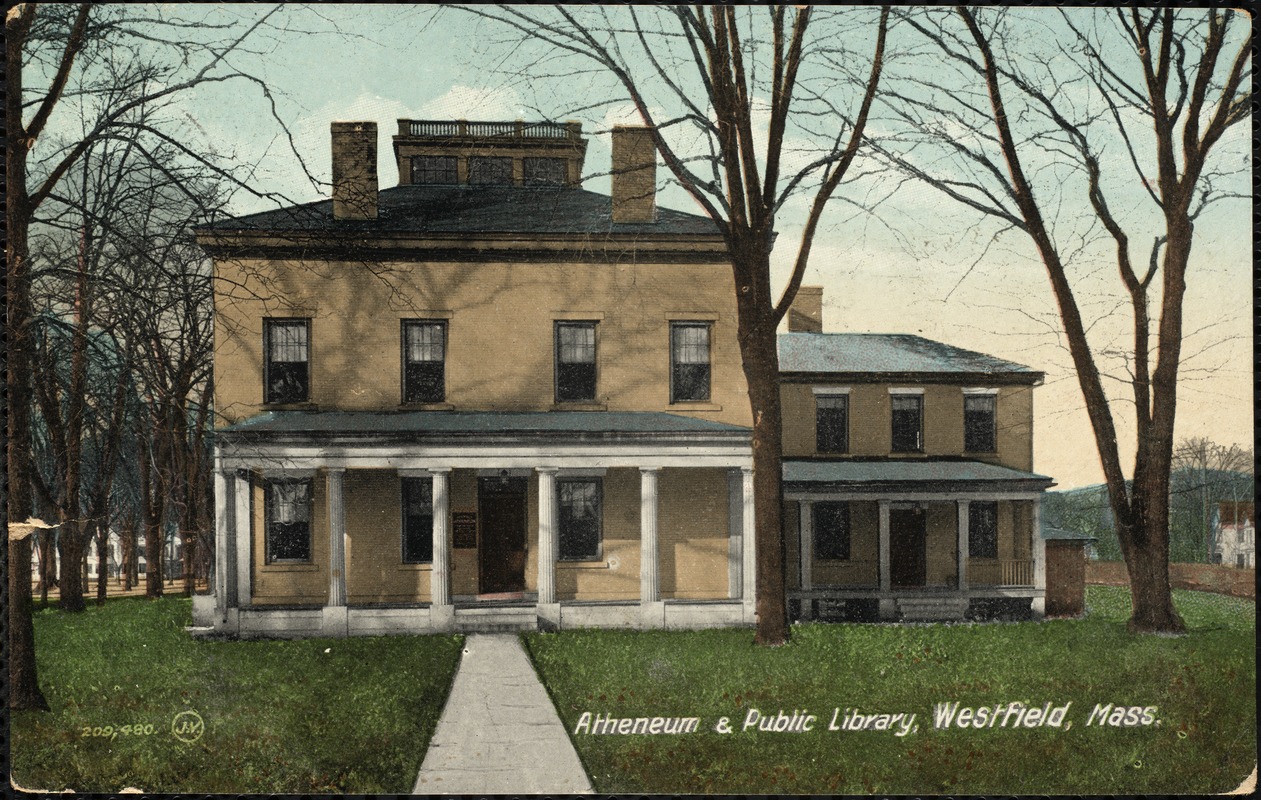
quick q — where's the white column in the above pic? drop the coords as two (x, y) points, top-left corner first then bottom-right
(741, 467), (756, 616)
(640, 467), (663, 626)
(213, 467), (230, 615)
(956, 500), (970, 592)
(799, 501), (814, 592)
(727, 470), (742, 599)
(234, 470), (252, 608)
(878, 499), (893, 620)
(326, 469), (347, 607)
(1032, 497), (1046, 617)
(430, 469), (452, 611)
(536, 468), (559, 606)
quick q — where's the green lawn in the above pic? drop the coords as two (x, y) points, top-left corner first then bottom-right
(10, 597), (463, 793)
(525, 587), (1256, 795)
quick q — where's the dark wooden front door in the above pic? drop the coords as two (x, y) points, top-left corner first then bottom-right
(478, 477), (527, 594)
(890, 507), (927, 588)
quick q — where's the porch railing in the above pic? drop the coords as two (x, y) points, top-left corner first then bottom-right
(969, 558), (1034, 587)
(402, 119), (580, 140)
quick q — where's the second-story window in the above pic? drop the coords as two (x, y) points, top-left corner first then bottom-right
(968, 501), (999, 558)
(523, 157), (567, 186)
(468, 156), (513, 185)
(403, 320), (446, 404)
(411, 155), (458, 185)
(555, 321), (597, 403)
(670, 322), (711, 403)
(964, 393), (997, 453)
(816, 394), (849, 453)
(891, 394), (923, 452)
(264, 319), (310, 404)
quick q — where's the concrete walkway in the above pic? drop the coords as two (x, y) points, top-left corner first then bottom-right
(414, 633), (593, 794)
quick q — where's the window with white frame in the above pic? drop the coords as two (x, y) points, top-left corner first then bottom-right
(555, 321), (597, 403)
(968, 501), (999, 559)
(265, 478), (312, 562)
(891, 394), (923, 452)
(670, 322), (711, 402)
(964, 393), (997, 453)
(816, 393), (849, 453)
(264, 319), (310, 404)
(401, 477), (434, 563)
(402, 320), (446, 403)
(558, 478), (602, 560)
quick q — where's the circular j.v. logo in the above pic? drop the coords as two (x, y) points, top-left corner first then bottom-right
(171, 710), (205, 743)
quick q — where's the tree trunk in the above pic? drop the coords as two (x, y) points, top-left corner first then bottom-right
(95, 522), (109, 605)
(57, 519), (87, 612)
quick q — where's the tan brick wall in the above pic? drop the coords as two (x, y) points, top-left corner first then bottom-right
(556, 468), (642, 602)
(781, 381), (1034, 470)
(213, 257), (747, 426)
(251, 472), (330, 606)
(658, 468), (730, 600)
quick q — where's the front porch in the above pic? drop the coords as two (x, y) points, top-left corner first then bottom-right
(201, 411), (757, 637)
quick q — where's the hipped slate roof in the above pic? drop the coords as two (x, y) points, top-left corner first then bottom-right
(199, 185), (722, 238)
(778, 333), (1041, 381)
(783, 458), (1053, 492)
(219, 410), (750, 440)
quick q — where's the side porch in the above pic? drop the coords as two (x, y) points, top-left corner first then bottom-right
(783, 459), (1055, 622)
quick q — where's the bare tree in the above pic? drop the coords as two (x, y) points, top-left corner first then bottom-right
(1171, 437), (1253, 563)
(871, 8), (1249, 631)
(460, 5), (890, 644)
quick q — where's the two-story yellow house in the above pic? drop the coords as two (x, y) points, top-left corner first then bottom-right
(193, 119), (1054, 637)
(194, 120), (758, 637)
(778, 289), (1053, 622)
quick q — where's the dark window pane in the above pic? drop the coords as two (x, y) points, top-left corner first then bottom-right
(968, 501), (999, 558)
(468, 156), (513, 185)
(671, 323), (711, 402)
(964, 394), (997, 452)
(402, 478), (434, 563)
(523, 157), (567, 186)
(411, 155), (458, 185)
(403, 321), (446, 403)
(556, 322), (596, 402)
(891, 395), (922, 452)
(265, 320), (309, 404)
(558, 479), (601, 560)
(266, 480), (311, 562)
(816, 395), (848, 453)
(813, 501), (850, 560)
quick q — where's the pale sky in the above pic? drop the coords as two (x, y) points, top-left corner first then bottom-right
(86, 4), (1251, 490)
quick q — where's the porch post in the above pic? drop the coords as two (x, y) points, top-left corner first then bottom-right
(727, 469), (742, 599)
(213, 466), (230, 616)
(741, 467), (756, 622)
(430, 468), (453, 630)
(234, 470), (252, 608)
(640, 467), (663, 626)
(536, 467), (561, 629)
(798, 500), (814, 621)
(956, 500), (970, 592)
(321, 468), (348, 636)
(878, 499), (894, 620)
(1031, 496), (1046, 618)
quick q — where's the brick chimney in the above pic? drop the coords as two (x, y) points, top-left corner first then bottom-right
(610, 126), (656, 223)
(788, 286), (824, 332)
(331, 121), (378, 220)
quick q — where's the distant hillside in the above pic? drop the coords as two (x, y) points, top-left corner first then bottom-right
(1044, 469), (1254, 563)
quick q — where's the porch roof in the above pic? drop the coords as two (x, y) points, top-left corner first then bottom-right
(218, 410), (751, 442)
(783, 458), (1054, 493)
(1041, 525), (1097, 541)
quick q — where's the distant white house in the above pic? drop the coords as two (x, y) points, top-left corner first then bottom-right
(1212, 501), (1254, 569)
(30, 531), (187, 584)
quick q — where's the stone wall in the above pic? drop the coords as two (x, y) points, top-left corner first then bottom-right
(1086, 560), (1256, 599)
